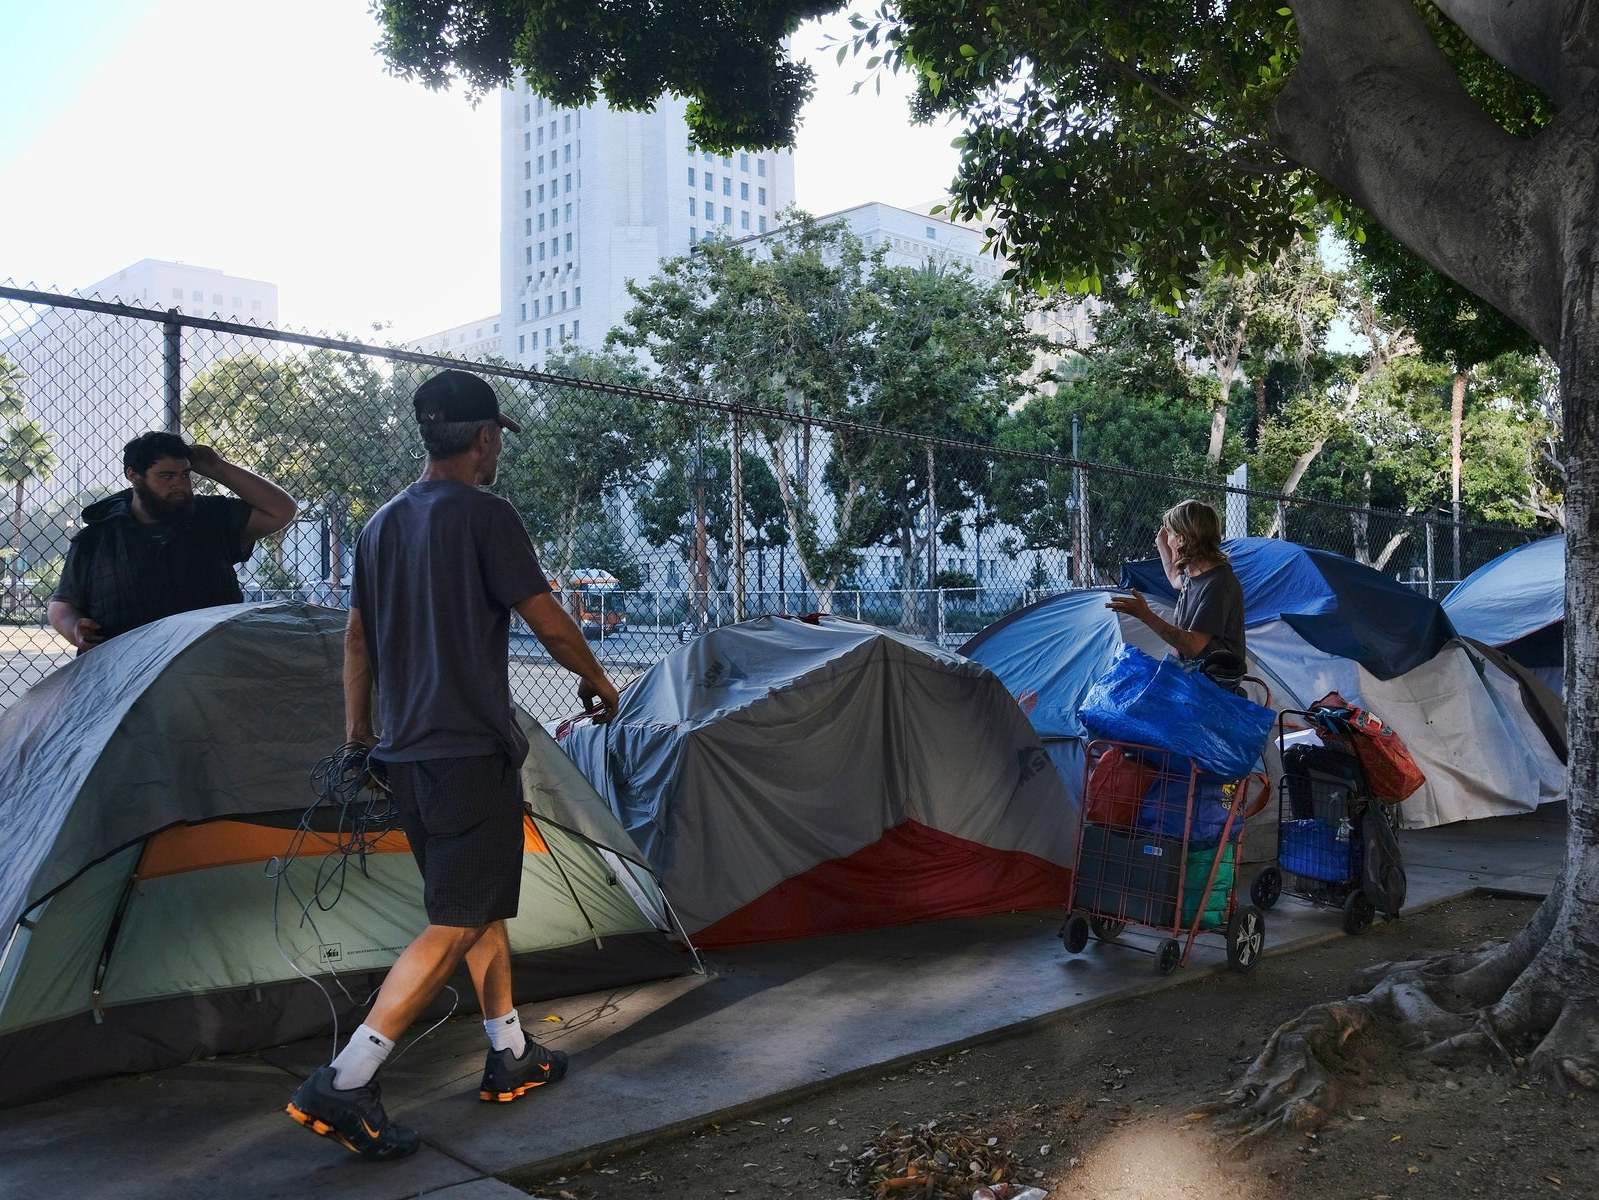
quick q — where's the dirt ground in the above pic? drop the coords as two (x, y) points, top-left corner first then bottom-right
(509, 895), (1598, 1200)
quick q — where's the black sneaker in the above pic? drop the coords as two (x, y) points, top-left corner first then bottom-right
(479, 1038), (569, 1103)
(285, 1066), (420, 1161)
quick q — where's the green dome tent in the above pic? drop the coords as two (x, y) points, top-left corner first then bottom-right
(0, 603), (685, 1107)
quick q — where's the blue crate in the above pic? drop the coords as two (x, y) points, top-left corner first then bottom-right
(1280, 818), (1357, 883)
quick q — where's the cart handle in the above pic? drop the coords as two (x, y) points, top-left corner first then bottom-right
(1233, 772), (1272, 823)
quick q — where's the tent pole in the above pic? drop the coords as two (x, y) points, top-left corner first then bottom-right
(529, 812), (604, 950)
(656, 887), (708, 976)
(91, 869), (141, 1024)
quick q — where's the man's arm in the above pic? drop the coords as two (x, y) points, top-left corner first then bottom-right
(344, 607), (375, 745)
(48, 599), (103, 652)
(515, 592), (620, 722)
(187, 444), (298, 539)
(1105, 590), (1213, 659)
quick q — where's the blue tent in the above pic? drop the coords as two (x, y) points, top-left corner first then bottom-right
(966, 543), (1565, 830)
(1120, 537), (1455, 680)
(1444, 535), (1565, 693)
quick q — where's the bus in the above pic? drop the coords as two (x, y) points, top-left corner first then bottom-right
(551, 568), (628, 640)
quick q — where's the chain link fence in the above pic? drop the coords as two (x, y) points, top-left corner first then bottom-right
(0, 284), (1547, 722)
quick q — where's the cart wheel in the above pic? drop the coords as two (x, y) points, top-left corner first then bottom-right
(1250, 867), (1283, 911)
(1155, 938), (1182, 975)
(1061, 914), (1091, 955)
(1226, 906), (1266, 972)
(1089, 916), (1125, 943)
(1343, 890), (1375, 935)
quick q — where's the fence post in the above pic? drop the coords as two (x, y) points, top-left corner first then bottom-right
(925, 445), (938, 634)
(162, 315), (182, 434)
(1275, 499), (1288, 541)
(1425, 519), (1437, 599)
(730, 410), (745, 623)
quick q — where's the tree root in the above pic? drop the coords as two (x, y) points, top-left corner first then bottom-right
(1204, 887), (1597, 1158)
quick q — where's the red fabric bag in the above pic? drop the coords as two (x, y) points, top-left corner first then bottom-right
(1311, 692), (1426, 803)
(1084, 747), (1155, 828)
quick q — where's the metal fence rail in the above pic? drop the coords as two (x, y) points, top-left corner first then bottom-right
(0, 283), (1547, 722)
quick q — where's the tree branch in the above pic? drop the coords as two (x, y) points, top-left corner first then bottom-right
(1431, 0), (1599, 107)
(1277, 0), (1563, 350)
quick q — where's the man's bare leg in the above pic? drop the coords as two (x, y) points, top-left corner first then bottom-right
(365, 923), (490, 1040)
(465, 920), (514, 1018)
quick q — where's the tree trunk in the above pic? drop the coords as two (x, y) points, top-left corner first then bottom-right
(1451, 368), (1466, 581)
(897, 524), (919, 631)
(1253, 374), (1269, 447)
(9, 477), (22, 617)
(1267, 436), (1327, 537)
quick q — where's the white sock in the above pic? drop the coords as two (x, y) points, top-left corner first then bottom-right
(330, 1023), (394, 1091)
(484, 1009), (527, 1057)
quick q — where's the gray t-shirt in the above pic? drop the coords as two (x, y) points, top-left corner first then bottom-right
(1172, 561), (1246, 664)
(351, 481), (551, 765)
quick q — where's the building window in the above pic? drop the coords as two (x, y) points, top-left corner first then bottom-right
(565, 174), (572, 193)
(704, 174), (713, 192)
(523, 103), (530, 121)
(560, 290), (567, 310)
(536, 126), (544, 145)
(722, 177), (731, 196)
(740, 152), (749, 171)
(758, 187), (766, 206)
(524, 161), (531, 179)
(925, 226), (937, 239)
(537, 243), (545, 261)
(689, 197), (698, 217)
(564, 114), (571, 133)
(723, 205), (732, 223)
(527, 246), (534, 264)
(524, 132), (531, 150)
(741, 210), (750, 230)
(759, 215), (767, 233)
(231, 295), (241, 310)
(690, 226), (697, 243)
(545, 328), (552, 348)
(564, 144), (571, 163)
(565, 203), (572, 221)
(721, 155), (731, 166)
(538, 213), (545, 231)
(493, 322), (499, 333)
(688, 166), (696, 186)
(703, 150), (713, 162)
(740, 181), (749, 200)
(758, 158), (766, 177)
(537, 184), (545, 202)
(536, 97), (543, 116)
(172, 287), (183, 299)
(525, 218), (532, 235)
(565, 232), (573, 251)
(519, 334), (526, 353)
(575, 286), (581, 304)
(560, 322), (567, 341)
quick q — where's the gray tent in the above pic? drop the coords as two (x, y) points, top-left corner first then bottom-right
(559, 616), (1074, 946)
(0, 603), (683, 1106)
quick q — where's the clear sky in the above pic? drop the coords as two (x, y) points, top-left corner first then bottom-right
(0, 2), (962, 340)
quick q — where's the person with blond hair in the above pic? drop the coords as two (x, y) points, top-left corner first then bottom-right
(1107, 498), (1246, 679)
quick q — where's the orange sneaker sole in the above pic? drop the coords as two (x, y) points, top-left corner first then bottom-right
(478, 1079), (548, 1103)
(285, 1102), (359, 1154)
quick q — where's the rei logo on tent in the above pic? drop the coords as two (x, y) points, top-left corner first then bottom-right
(318, 943), (343, 964)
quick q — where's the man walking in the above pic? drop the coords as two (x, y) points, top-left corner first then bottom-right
(48, 432), (298, 651)
(285, 369), (620, 1161)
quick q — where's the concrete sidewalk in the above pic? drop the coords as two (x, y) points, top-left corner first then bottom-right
(0, 807), (1564, 1200)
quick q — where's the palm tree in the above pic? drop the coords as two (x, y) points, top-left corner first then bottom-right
(0, 418), (57, 616)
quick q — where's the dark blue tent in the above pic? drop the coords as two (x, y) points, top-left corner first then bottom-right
(1120, 537), (1455, 680)
(1444, 535), (1565, 692)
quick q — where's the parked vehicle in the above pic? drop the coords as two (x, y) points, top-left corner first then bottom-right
(552, 569), (628, 640)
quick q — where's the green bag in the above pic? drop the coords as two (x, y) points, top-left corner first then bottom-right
(1181, 841), (1235, 928)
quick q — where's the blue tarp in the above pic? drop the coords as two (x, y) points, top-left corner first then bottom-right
(1120, 537), (1455, 680)
(1444, 535), (1565, 666)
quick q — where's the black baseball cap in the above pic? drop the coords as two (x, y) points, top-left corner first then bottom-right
(413, 370), (522, 434)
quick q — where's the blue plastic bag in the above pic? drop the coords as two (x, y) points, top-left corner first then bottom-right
(1079, 646), (1274, 779)
(1137, 771), (1232, 842)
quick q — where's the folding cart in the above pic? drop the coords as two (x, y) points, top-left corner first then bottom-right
(1060, 739), (1272, 975)
(1248, 710), (1406, 934)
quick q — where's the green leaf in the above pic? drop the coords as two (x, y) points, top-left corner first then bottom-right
(959, 43), (976, 58)
(836, 44), (848, 65)
(1276, 6), (1291, 14)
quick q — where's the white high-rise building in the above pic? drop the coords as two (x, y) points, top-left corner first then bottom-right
(0, 259), (279, 502)
(498, 85), (797, 365)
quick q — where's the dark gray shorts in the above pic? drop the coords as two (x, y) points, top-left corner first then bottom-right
(380, 754), (524, 928)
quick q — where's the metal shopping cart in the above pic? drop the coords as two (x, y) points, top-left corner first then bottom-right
(1247, 710), (1406, 934)
(1059, 739), (1272, 975)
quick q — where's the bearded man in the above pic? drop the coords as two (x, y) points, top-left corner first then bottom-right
(48, 431), (298, 652)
